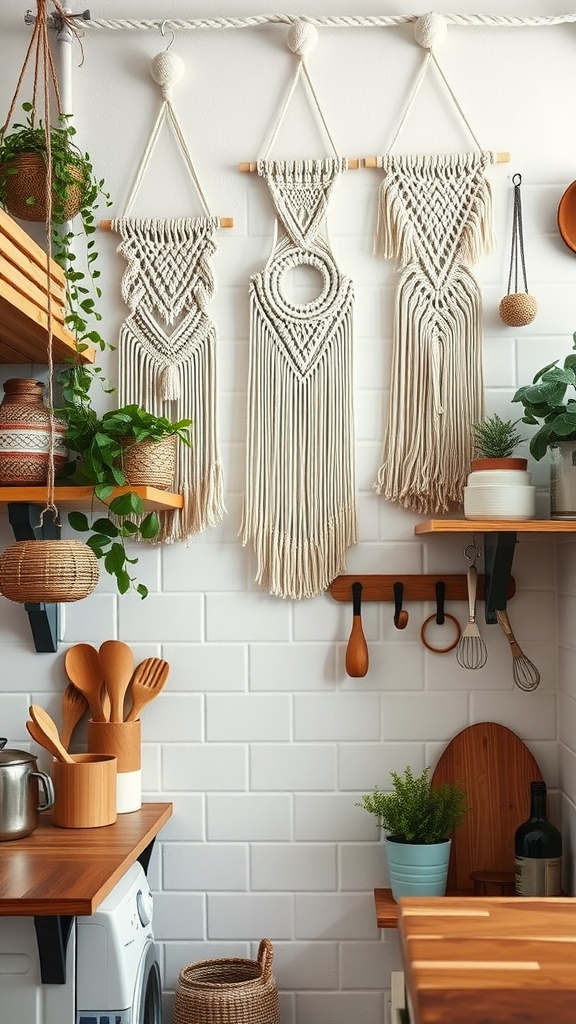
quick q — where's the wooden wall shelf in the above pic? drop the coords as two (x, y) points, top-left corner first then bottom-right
(0, 209), (94, 365)
(415, 518), (576, 534)
(0, 485), (184, 512)
(329, 573), (515, 603)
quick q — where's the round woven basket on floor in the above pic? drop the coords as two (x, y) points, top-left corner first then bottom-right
(0, 540), (99, 603)
(173, 939), (280, 1024)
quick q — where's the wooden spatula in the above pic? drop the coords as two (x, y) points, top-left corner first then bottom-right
(60, 682), (88, 749)
(64, 643), (107, 722)
(99, 640), (134, 723)
(28, 705), (74, 764)
(125, 658), (170, 722)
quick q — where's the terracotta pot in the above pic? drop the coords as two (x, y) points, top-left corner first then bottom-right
(471, 458), (528, 472)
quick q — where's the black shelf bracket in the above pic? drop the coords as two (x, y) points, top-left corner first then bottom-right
(33, 915), (73, 984)
(7, 502), (60, 653)
(482, 531), (518, 624)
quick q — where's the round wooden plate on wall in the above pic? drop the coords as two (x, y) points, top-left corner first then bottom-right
(557, 180), (576, 252)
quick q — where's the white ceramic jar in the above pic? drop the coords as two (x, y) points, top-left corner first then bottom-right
(463, 459), (536, 520)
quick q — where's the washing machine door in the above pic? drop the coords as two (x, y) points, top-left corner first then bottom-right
(133, 939), (162, 1024)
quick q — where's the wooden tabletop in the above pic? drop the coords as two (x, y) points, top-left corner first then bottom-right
(0, 802), (172, 915)
(398, 895), (576, 1024)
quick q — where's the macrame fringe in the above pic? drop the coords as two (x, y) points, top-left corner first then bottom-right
(373, 151), (493, 513)
(242, 306), (357, 599)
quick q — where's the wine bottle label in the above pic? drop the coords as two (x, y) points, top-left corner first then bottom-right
(515, 856), (562, 896)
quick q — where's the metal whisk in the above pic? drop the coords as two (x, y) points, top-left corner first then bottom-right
(495, 609), (541, 691)
(456, 547), (488, 670)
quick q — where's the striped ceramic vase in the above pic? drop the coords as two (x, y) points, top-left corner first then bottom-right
(0, 378), (67, 485)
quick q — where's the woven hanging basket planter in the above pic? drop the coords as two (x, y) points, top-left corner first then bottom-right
(119, 434), (177, 491)
(173, 939), (280, 1024)
(1, 152), (84, 223)
(0, 540), (99, 603)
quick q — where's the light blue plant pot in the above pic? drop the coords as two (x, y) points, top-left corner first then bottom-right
(385, 836), (451, 901)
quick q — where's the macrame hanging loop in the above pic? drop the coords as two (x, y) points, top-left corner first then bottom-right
(499, 172), (538, 327)
(414, 12), (448, 51)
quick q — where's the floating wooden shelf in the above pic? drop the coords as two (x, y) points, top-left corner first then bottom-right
(415, 518), (576, 534)
(0, 485), (183, 512)
(0, 209), (94, 365)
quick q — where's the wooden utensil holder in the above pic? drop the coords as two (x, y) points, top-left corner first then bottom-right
(52, 753), (117, 828)
(87, 720), (141, 814)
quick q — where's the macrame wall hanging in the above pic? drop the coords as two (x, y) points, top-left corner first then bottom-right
(104, 29), (228, 541)
(240, 20), (357, 600)
(372, 14), (507, 516)
(499, 172), (538, 327)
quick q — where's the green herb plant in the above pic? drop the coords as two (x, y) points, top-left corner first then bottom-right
(0, 104), (112, 360)
(513, 334), (576, 460)
(472, 414), (525, 460)
(57, 402), (192, 598)
(357, 766), (469, 845)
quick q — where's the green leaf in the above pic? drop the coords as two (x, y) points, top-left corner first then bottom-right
(139, 511), (160, 539)
(136, 583), (149, 599)
(68, 511), (90, 532)
(92, 517), (119, 537)
(104, 542), (126, 575)
(117, 569), (132, 595)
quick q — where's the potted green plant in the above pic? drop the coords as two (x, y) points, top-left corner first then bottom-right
(56, 398), (191, 598)
(513, 335), (576, 518)
(357, 766), (468, 900)
(464, 413), (535, 520)
(0, 104), (112, 356)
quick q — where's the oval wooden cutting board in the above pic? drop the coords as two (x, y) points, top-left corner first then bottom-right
(431, 722), (544, 894)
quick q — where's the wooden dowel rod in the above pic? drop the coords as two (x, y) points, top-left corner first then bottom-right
(363, 152), (510, 169)
(99, 217), (234, 230)
(239, 158), (360, 172)
(329, 573), (515, 604)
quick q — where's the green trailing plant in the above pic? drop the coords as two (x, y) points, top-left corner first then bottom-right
(56, 401), (192, 598)
(0, 104), (112, 357)
(472, 413), (525, 460)
(513, 335), (576, 460)
(357, 766), (469, 845)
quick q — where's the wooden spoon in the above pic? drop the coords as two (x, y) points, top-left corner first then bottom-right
(125, 658), (170, 722)
(345, 582), (369, 678)
(99, 640), (134, 723)
(28, 705), (74, 764)
(60, 682), (88, 749)
(64, 643), (107, 722)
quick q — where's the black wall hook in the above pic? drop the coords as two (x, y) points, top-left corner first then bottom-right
(435, 581), (446, 625)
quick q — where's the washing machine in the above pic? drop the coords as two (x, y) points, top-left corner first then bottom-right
(0, 861), (161, 1024)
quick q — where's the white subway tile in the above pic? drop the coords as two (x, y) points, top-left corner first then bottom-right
(207, 594), (291, 642)
(164, 844), (248, 891)
(295, 893), (379, 940)
(140, 694), (203, 742)
(161, 644), (247, 691)
(153, 893), (205, 940)
(251, 744), (336, 791)
(207, 893), (293, 938)
(472, 692), (557, 738)
(295, 794), (375, 842)
(271, 941), (338, 989)
(294, 694), (380, 741)
(207, 694), (290, 740)
(156, 796), (205, 841)
(163, 744), (247, 791)
(338, 743), (425, 791)
(382, 694), (469, 740)
(62, 593), (117, 643)
(295, 993), (384, 1024)
(207, 794), (292, 840)
(340, 939), (402, 988)
(163, 543), (248, 592)
(339, 843), (388, 891)
(251, 845), (337, 891)
(250, 644), (338, 690)
(119, 593), (203, 642)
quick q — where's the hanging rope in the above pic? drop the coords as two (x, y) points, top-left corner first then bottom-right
(499, 172), (538, 326)
(72, 13), (576, 31)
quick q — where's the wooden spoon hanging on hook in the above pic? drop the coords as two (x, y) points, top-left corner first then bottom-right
(345, 582), (369, 677)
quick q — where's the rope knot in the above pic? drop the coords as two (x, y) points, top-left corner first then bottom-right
(150, 50), (185, 96)
(414, 13), (448, 51)
(286, 19), (319, 58)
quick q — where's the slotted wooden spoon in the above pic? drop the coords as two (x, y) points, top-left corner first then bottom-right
(125, 658), (170, 722)
(60, 682), (89, 749)
(64, 643), (107, 722)
(99, 640), (134, 723)
(28, 705), (74, 763)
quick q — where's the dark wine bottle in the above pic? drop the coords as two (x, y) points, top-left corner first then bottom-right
(514, 781), (562, 896)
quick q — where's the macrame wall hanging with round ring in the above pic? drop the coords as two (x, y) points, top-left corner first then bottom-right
(499, 173), (538, 327)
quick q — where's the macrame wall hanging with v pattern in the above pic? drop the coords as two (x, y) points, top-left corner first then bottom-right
(372, 17), (506, 516)
(107, 38), (227, 542)
(241, 21), (357, 600)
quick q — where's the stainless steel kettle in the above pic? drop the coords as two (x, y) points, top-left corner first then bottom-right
(0, 738), (54, 841)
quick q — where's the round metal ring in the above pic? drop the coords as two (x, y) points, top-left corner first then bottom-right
(420, 613), (461, 654)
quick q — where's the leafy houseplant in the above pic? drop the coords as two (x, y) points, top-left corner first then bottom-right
(358, 766), (469, 901)
(472, 414), (525, 463)
(57, 401), (191, 598)
(0, 104), (112, 356)
(464, 414), (535, 520)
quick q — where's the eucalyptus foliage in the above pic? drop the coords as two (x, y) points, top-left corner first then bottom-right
(513, 334), (576, 460)
(472, 414), (525, 460)
(357, 766), (468, 845)
(57, 402), (191, 599)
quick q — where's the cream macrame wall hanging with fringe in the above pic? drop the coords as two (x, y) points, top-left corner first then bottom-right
(241, 20), (357, 600)
(372, 13), (507, 516)
(106, 35), (227, 541)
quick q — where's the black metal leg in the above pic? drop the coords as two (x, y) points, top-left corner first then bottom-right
(6, 502), (61, 652)
(483, 531), (518, 623)
(33, 915), (73, 984)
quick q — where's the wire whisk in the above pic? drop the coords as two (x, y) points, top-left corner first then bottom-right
(496, 609), (540, 691)
(456, 545), (488, 670)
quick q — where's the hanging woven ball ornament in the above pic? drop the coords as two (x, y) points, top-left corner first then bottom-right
(499, 292), (538, 327)
(414, 13), (448, 51)
(150, 50), (185, 99)
(0, 540), (99, 604)
(286, 20), (319, 57)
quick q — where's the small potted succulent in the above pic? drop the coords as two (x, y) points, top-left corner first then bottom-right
(513, 336), (576, 518)
(463, 413), (535, 520)
(357, 766), (468, 901)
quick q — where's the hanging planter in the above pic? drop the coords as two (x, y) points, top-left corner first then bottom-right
(499, 173), (538, 327)
(0, 539), (99, 604)
(0, 148), (84, 224)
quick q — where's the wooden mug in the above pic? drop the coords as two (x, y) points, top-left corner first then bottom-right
(87, 720), (141, 814)
(52, 753), (117, 828)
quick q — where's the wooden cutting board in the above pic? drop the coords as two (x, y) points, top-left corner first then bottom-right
(431, 722), (543, 894)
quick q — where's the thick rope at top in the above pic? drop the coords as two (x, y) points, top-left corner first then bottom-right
(41, 12), (576, 31)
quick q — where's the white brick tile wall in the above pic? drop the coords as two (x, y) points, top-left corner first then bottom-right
(294, 694), (381, 741)
(207, 893), (293, 939)
(251, 845), (337, 890)
(164, 843), (249, 891)
(206, 694), (291, 740)
(294, 894), (379, 940)
(207, 795), (292, 841)
(163, 744), (247, 791)
(340, 939), (403, 989)
(250, 744), (336, 790)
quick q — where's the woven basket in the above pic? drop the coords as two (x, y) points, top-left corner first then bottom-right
(119, 434), (177, 490)
(0, 540), (99, 603)
(1, 153), (84, 223)
(499, 292), (538, 327)
(173, 939), (280, 1024)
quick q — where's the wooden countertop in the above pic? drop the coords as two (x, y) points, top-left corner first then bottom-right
(0, 802), (172, 916)
(398, 895), (576, 1024)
